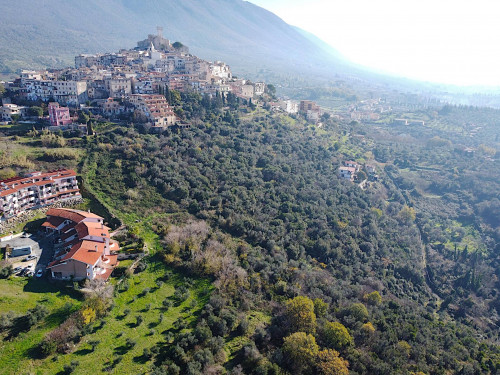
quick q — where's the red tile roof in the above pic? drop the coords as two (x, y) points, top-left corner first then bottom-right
(46, 208), (102, 223)
(41, 216), (66, 229)
(75, 221), (109, 239)
(46, 208), (120, 278)
(0, 189), (18, 197)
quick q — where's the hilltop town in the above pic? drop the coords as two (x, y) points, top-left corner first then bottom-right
(0, 29), (339, 132)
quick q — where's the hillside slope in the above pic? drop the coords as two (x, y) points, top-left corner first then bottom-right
(0, 0), (349, 78)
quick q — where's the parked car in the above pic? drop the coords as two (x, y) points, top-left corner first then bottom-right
(19, 268), (29, 276)
(13, 266), (23, 274)
(26, 271), (34, 277)
(35, 269), (43, 278)
(23, 255), (36, 262)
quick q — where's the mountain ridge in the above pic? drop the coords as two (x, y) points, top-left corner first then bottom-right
(0, 0), (349, 79)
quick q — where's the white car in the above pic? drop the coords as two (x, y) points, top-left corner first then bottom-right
(35, 269), (43, 278)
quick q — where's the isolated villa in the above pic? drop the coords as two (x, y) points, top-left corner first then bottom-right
(45, 208), (119, 281)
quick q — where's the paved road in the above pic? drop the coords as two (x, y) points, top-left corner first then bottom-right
(3, 232), (55, 276)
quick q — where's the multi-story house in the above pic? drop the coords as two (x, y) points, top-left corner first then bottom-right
(254, 82), (266, 96)
(0, 103), (27, 122)
(23, 78), (87, 105)
(0, 170), (80, 218)
(53, 80), (88, 105)
(339, 167), (357, 182)
(129, 94), (177, 128)
(104, 77), (132, 98)
(44, 208), (119, 281)
(344, 161), (361, 172)
(48, 102), (72, 126)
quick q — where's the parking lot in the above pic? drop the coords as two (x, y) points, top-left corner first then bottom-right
(2, 233), (54, 277)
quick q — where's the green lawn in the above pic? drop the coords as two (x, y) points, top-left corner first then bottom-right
(0, 278), (81, 374)
(0, 258), (212, 375)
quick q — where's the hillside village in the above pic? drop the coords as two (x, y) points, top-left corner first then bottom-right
(0, 29), (335, 131)
(0, 24), (499, 375)
(0, 30), (378, 286)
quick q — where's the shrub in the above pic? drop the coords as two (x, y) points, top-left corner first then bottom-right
(41, 132), (66, 148)
(0, 261), (13, 279)
(125, 338), (137, 348)
(63, 360), (79, 374)
(143, 347), (152, 359)
(89, 340), (100, 351)
(136, 315), (143, 326)
(26, 304), (49, 327)
(42, 148), (78, 161)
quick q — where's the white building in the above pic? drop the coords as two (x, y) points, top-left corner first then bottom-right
(0, 104), (27, 122)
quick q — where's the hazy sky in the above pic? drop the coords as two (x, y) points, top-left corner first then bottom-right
(248, 0), (500, 86)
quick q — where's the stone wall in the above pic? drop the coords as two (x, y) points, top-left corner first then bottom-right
(0, 197), (84, 235)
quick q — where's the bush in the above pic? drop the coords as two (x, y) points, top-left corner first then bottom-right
(26, 304), (49, 327)
(63, 361), (79, 374)
(89, 340), (100, 351)
(39, 337), (57, 356)
(0, 261), (13, 279)
(125, 338), (137, 348)
(135, 315), (143, 326)
(163, 299), (173, 310)
(0, 311), (17, 331)
(174, 286), (190, 302)
(143, 347), (152, 359)
(135, 261), (147, 273)
(41, 148), (78, 161)
(41, 132), (66, 148)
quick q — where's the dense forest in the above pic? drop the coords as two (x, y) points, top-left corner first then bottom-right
(76, 92), (500, 374)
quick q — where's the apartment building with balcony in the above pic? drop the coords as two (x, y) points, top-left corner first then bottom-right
(0, 169), (80, 218)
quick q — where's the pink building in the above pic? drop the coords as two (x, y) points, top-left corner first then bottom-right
(48, 102), (72, 126)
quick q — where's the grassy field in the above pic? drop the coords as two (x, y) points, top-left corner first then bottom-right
(0, 278), (81, 374)
(0, 256), (212, 375)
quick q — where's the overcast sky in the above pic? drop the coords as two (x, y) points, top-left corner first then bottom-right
(248, 0), (500, 86)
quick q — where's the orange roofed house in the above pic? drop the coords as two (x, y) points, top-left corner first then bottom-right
(45, 208), (119, 281)
(0, 169), (80, 219)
